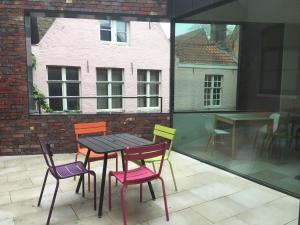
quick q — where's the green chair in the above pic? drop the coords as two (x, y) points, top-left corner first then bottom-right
(145, 124), (178, 191)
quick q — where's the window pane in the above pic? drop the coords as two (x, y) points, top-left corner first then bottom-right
(67, 98), (80, 110)
(100, 30), (111, 41)
(97, 98), (108, 109)
(100, 20), (111, 30)
(66, 67), (79, 80)
(97, 69), (108, 81)
(97, 83), (108, 95)
(66, 83), (79, 96)
(116, 21), (126, 32)
(112, 97), (122, 108)
(112, 83), (122, 95)
(138, 84), (146, 95)
(48, 83), (62, 96)
(48, 67), (62, 80)
(137, 70), (147, 81)
(117, 32), (126, 42)
(49, 98), (62, 111)
(112, 69), (122, 81)
(150, 84), (159, 95)
(138, 97), (146, 107)
(150, 97), (159, 107)
(150, 71), (159, 81)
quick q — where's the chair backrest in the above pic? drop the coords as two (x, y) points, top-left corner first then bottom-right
(270, 113), (280, 132)
(123, 142), (168, 183)
(38, 137), (59, 178)
(153, 124), (176, 158)
(74, 121), (107, 150)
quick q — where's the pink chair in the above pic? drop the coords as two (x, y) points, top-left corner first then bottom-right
(108, 142), (169, 225)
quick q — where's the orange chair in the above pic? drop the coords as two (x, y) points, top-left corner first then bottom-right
(74, 122), (118, 191)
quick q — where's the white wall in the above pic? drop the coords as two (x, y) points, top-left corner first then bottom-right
(32, 18), (170, 113)
(174, 65), (237, 111)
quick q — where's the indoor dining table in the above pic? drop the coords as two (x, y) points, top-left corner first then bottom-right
(75, 133), (155, 217)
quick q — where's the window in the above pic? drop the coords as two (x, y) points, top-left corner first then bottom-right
(137, 70), (160, 108)
(100, 20), (128, 43)
(47, 66), (80, 111)
(96, 68), (123, 111)
(204, 75), (223, 107)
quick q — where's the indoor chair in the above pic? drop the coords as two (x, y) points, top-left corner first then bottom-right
(37, 137), (96, 225)
(108, 142), (169, 225)
(74, 121), (118, 191)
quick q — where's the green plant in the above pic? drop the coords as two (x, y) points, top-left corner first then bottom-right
(32, 54), (37, 70)
(33, 85), (52, 113)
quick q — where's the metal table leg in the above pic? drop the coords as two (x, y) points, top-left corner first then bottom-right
(98, 153), (108, 217)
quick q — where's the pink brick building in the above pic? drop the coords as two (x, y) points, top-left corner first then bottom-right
(32, 18), (170, 114)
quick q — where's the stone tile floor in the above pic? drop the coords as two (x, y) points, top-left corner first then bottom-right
(0, 152), (298, 225)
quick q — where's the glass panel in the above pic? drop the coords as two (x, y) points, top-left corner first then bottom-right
(111, 83), (122, 95)
(138, 97), (146, 107)
(173, 1), (300, 198)
(150, 97), (159, 107)
(67, 98), (80, 110)
(48, 67), (62, 80)
(117, 32), (126, 42)
(112, 69), (122, 81)
(137, 70), (147, 81)
(96, 83), (108, 96)
(150, 84), (159, 95)
(112, 97), (122, 108)
(66, 83), (79, 96)
(66, 67), (79, 80)
(100, 30), (111, 41)
(97, 69), (108, 81)
(150, 71), (159, 81)
(48, 83), (62, 96)
(116, 21), (126, 33)
(97, 98), (108, 109)
(49, 98), (63, 111)
(138, 84), (146, 95)
(100, 20), (111, 30)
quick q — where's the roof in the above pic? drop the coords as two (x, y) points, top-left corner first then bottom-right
(175, 29), (237, 66)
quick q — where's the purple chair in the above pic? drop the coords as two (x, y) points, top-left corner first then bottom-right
(37, 137), (96, 225)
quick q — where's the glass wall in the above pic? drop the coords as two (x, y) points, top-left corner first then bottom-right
(173, 0), (300, 198)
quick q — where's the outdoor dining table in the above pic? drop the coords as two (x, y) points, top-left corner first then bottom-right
(75, 133), (155, 217)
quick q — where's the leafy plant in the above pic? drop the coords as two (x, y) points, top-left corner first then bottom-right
(33, 85), (52, 113)
(32, 54), (37, 70)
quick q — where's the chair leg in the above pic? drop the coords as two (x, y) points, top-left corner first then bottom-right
(120, 185), (127, 225)
(108, 172), (112, 210)
(115, 156), (118, 186)
(38, 169), (49, 206)
(82, 174), (85, 197)
(253, 131), (258, 149)
(46, 179), (59, 225)
(89, 171), (97, 210)
(167, 159), (178, 191)
(206, 134), (212, 150)
(151, 162), (156, 173)
(158, 177), (169, 221)
(88, 162), (91, 192)
(139, 183), (143, 202)
(74, 153), (79, 180)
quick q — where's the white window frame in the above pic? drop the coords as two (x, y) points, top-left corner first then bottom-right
(137, 70), (161, 111)
(100, 20), (129, 44)
(204, 74), (223, 108)
(96, 68), (124, 112)
(47, 67), (81, 112)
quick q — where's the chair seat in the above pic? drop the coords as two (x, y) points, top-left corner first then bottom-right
(50, 161), (88, 179)
(111, 166), (156, 184)
(78, 147), (118, 160)
(213, 129), (230, 135)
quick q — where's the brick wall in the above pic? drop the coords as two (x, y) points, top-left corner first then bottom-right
(0, 0), (169, 155)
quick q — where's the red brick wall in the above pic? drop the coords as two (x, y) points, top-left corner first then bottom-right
(0, 1), (169, 155)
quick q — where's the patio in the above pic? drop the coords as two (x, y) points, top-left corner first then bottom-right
(0, 151), (298, 225)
